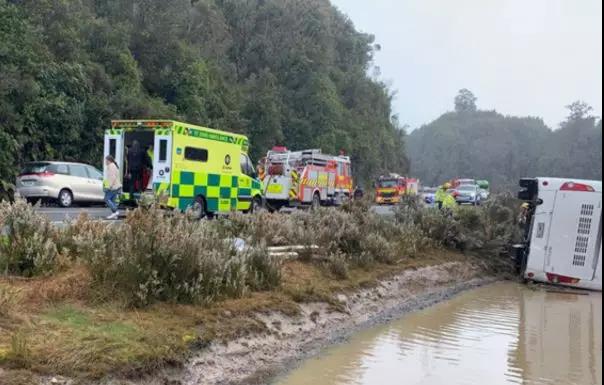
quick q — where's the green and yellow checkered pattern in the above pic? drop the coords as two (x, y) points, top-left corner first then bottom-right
(155, 128), (171, 136)
(105, 129), (123, 135)
(158, 171), (262, 212)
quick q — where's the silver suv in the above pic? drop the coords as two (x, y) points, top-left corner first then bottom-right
(16, 162), (104, 207)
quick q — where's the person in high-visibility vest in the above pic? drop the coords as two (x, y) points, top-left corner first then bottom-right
(442, 190), (457, 211)
(434, 183), (449, 209)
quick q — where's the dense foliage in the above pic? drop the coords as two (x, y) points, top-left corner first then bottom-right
(409, 91), (603, 190)
(0, 0), (408, 186)
(1, 196), (518, 306)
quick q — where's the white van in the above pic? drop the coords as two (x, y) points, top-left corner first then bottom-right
(518, 177), (602, 291)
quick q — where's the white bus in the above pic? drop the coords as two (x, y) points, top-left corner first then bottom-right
(517, 177), (602, 291)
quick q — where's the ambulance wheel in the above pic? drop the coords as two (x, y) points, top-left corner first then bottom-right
(192, 196), (207, 219)
(266, 202), (282, 213)
(311, 193), (321, 211)
(250, 196), (264, 213)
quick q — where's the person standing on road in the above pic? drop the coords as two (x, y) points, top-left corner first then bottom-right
(442, 189), (458, 213)
(104, 155), (122, 220)
(435, 184), (447, 209)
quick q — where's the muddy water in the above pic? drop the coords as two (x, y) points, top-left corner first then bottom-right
(275, 283), (602, 385)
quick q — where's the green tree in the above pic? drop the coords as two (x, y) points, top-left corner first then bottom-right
(454, 88), (478, 113)
(565, 100), (594, 122)
(409, 92), (602, 190)
(0, 0), (407, 188)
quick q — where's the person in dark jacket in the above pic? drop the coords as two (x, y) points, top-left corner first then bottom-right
(127, 140), (152, 197)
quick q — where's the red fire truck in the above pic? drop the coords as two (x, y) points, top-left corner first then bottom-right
(260, 147), (354, 211)
(374, 174), (420, 205)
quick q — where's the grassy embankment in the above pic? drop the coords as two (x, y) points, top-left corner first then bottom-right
(0, 197), (521, 383)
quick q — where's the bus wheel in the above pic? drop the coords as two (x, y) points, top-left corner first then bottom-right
(191, 196), (207, 219)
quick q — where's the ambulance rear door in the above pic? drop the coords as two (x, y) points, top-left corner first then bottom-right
(103, 129), (124, 183)
(153, 130), (173, 194)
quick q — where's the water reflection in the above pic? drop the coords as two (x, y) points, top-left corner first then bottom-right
(275, 283), (602, 385)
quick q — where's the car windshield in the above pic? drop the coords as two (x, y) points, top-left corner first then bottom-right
(458, 185), (476, 192)
(378, 180), (398, 188)
(21, 162), (50, 174)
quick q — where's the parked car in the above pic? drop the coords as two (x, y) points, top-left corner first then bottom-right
(479, 188), (490, 201)
(456, 178), (476, 186)
(16, 161), (104, 207)
(455, 184), (481, 205)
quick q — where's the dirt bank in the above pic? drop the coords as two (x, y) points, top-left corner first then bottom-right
(123, 261), (498, 385)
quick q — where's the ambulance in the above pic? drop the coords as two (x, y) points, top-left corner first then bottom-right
(103, 120), (263, 217)
(517, 177), (602, 291)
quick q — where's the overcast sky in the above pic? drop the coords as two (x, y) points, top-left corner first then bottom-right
(331, 0), (602, 130)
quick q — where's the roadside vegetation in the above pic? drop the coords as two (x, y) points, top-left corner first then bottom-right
(0, 196), (521, 382)
(0, 0), (408, 190)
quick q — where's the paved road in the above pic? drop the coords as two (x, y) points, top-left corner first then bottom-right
(35, 206), (114, 223)
(33, 204), (398, 223)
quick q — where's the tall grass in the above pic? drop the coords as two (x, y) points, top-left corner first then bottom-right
(0, 200), (58, 277)
(1, 195), (520, 307)
(216, 201), (434, 275)
(68, 207), (282, 307)
(395, 193), (522, 270)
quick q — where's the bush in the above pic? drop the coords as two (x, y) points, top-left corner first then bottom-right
(0, 199), (58, 277)
(219, 204), (417, 274)
(327, 251), (349, 279)
(67, 207), (282, 307)
(245, 245), (282, 291)
(395, 193), (521, 270)
(0, 181), (15, 203)
(1, 193), (520, 305)
(361, 233), (397, 264)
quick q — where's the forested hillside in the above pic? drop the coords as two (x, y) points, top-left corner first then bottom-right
(0, 0), (408, 185)
(408, 90), (602, 190)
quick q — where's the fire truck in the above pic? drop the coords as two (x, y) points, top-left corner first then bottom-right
(374, 174), (420, 205)
(260, 147), (354, 211)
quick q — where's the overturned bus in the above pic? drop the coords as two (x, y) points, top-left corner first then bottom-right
(515, 177), (602, 291)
